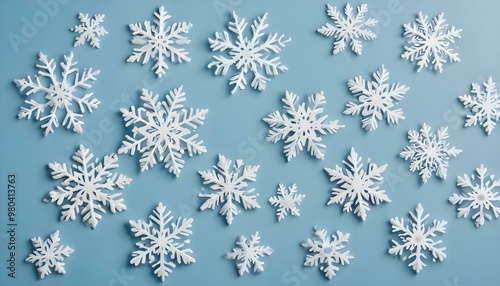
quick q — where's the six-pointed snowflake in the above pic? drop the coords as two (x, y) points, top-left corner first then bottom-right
(130, 202), (195, 282)
(389, 204), (447, 273)
(402, 12), (462, 73)
(226, 231), (273, 276)
(263, 91), (344, 161)
(14, 52), (100, 136)
(400, 123), (462, 183)
(70, 13), (108, 48)
(208, 11), (291, 94)
(128, 6), (192, 78)
(344, 65), (410, 131)
(119, 86), (208, 177)
(269, 183), (305, 221)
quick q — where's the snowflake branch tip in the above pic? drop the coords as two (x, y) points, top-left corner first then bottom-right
(226, 231), (273, 276)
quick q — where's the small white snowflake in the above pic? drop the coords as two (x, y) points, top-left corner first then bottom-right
(130, 202), (195, 282)
(128, 6), (192, 78)
(226, 231), (273, 276)
(344, 65), (410, 131)
(269, 183), (305, 221)
(400, 123), (462, 183)
(208, 11), (291, 94)
(26, 230), (74, 279)
(14, 52), (100, 136)
(70, 13), (108, 48)
(389, 203), (447, 273)
(119, 86), (208, 177)
(402, 12), (462, 73)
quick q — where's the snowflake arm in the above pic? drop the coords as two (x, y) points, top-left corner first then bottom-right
(269, 183), (305, 221)
(226, 232), (273, 276)
(70, 13), (108, 48)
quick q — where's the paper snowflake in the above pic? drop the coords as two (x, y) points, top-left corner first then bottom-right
(46, 144), (132, 229)
(128, 6), (192, 78)
(14, 52), (100, 136)
(389, 204), (447, 273)
(344, 65), (410, 131)
(269, 183), (305, 221)
(449, 165), (500, 227)
(264, 91), (344, 161)
(302, 227), (354, 280)
(400, 123), (462, 183)
(119, 86), (208, 177)
(70, 13), (108, 48)
(26, 230), (74, 279)
(402, 12), (462, 73)
(317, 3), (378, 55)
(208, 11), (291, 94)
(130, 202), (195, 282)
(226, 231), (273, 276)
(198, 154), (260, 225)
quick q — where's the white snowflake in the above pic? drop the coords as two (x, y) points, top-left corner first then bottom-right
(302, 227), (354, 280)
(70, 13), (108, 48)
(198, 154), (260, 225)
(400, 123), (462, 183)
(46, 144), (132, 229)
(389, 203), (447, 273)
(128, 6), (192, 78)
(317, 3), (378, 55)
(208, 11), (291, 94)
(344, 65), (410, 131)
(269, 183), (305, 221)
(119, 86), (208, 177)
(402, 12), (462, 73)
(226, 231), (273, 276)
(26, 230), (74, 279)
(14, 52), (100, 136)
(449, 165), (500, 227)
(130, 202), (195, 282)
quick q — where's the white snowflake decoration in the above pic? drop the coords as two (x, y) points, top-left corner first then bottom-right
(344, 65), (410, 131)
(119, 86), (208, 177)
(26, 230), (74, 279)
(46, 144), (132, 229)
(70, 13), (108, 48)
(199, 154), (260, 225)
(317, 3), (378, 55)
(130, 202), (195, 282)
(14, 52), (100, 136)
(389, 204), (447, 273)
(226, 231), (273, 276)
(269, 183), (305, 221)
(208, 11), (291, 94)
(449, 165), (500, 227)
(128, 6), (192, 78)
(402, 12), (462, 73)
(263, 91), (344, 161)
(400, 123), (462, 183)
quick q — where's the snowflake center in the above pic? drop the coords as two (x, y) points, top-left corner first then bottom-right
(153, 33), (171, 50)
(425, 34), (441, 49)
(411, 230), (426, 246)
(50, 87), (73, 108)
(295, 111), (316, 135)
(476, 192), (486, 202)
(322, 246), (333, 255)
(236, 42), (258, 66)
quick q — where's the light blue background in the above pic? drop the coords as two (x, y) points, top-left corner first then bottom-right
(1, 0), (500, 285)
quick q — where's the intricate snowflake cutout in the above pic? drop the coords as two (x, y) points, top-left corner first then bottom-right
(264, 91), (344, 161)
(344, 65), (410, 131)
(119, 86), (208, 177)
(302, 227), (354, 280)
(26, 230), (74, 279)
(226, 231), (273, 276)
(317, 3), (378, 55)
(128, 6), (192, 78)
(46, 145), (132, 229)
(70, 13), (108, 48)
(208, 11), (291, 94)
(389, 204), (447, 273)
(130, 202), (195, 282)
(402, 12), (462, 73)
(269, 183), (305, 221)
(400, 123), (462, 183)
(14, 52), (100, 136)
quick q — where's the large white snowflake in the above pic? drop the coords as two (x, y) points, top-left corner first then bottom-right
(269, 183), (305, 221)
(198, 154), (260, 225)
(226, 231), (273, 276)
(46, 144), (132, 229)
(130, 202), (195, 282)
(344, 65), (409, 131)
(402, 12), (462, 73)
(26, 230), (74, 279)
(208, 11), (291, 94)
(389, 204), (447, 273)
(449, 165), (500, 227)
(128, 6), (192, 78)
(14, 52), (100, 136)
(119, 86), (208, 177)
(263, 91), (344, 161)
(400, 123), (462, 183)
(70, 13), (108, 48)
